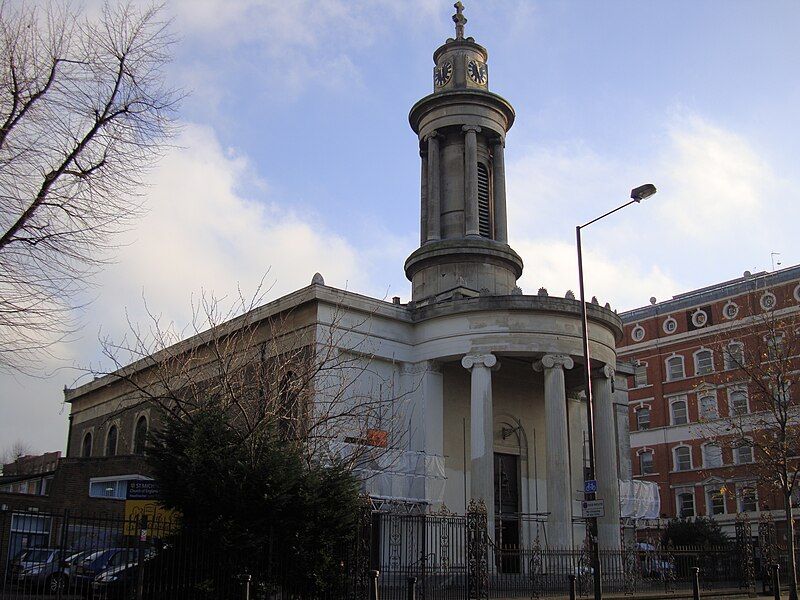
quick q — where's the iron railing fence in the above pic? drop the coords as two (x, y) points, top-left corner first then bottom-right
(0, 506), (790, 599)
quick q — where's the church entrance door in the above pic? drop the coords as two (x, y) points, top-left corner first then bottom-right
(494, 452), (520, 573)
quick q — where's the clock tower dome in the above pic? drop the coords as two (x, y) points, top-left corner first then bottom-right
(405, 2), (523, 301)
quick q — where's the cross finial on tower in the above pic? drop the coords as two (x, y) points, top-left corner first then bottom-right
(453, 2), (467, 40)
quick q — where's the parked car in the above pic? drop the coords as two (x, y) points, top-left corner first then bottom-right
(9, 547), (68, 593)
(71, 547), (138, 590)
(91, 548), (156, 600)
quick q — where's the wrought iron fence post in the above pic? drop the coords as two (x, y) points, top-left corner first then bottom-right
(773, 564), (781, 600)
(55, 508), (69, 600)
(466, 499), (488, 600)
(370, 569), (380, 600)
(136, 514), (147, 600)
(691, 567), (700, 600)
(568, 574), (577, 600)
(736, 514), (755, 592)
(407, 576), (417, 600)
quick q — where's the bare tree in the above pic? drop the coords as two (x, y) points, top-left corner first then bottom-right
(1, 439), (32, 468)
(0, 1), (179, 372)
(91, 283), (414, 478)
(703, 291), (800, 599)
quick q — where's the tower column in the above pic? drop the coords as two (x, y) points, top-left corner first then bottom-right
(534, 354), (574, 549)
(462, 352), (497, 537)
(492, 139), (508, 243)
(420, 149), (428, 245)
(463, 125), (481, 237)
(592, 365), (622, 549)
(426, 131), (441, 242)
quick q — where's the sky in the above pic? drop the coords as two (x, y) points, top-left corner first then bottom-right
(3, 0), (800, 454)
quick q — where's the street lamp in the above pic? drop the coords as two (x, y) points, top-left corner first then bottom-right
(577, 183), (656, 600)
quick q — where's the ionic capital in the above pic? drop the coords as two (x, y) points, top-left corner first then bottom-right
(593, 364), (615, 380)
(424, 130), (440, 143)
(461, 353), (497, 370)
(533, 354), (574, 372)
(492, 137), (505, 149)
(462, 124), (482, 134)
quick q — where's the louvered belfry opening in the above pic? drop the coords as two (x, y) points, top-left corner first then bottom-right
(477, 162), (492, 238)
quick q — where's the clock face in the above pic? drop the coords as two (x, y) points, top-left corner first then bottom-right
(467, 59), (487, 85)
(434, 61), (453, 87)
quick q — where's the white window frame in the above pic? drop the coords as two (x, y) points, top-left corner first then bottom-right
(724, 341), (745, 370)
(698, 393), (718, 420)
(673, 445), (692, 472)
(638, 448), (655, 475)
(767, 333), (785, 361)
(693, 348), (714, 376)
(737, 485), (758, 513)
(729, 388), (750, 417)
(702, 442), (723, 468)
(735, 440), (754, 464)
(670, 397), (689, 426)
(722, 301), (739, 320)
(663, 317), (678, 334)
(666, 355), (685, 381)
(631, 325), (646, 342)
(691, 309), (709, 328)
(760, 291), (777, 312)
(636, 405), (651, 430)
(705, 486), (726, 516)
(676, 489), (696, 518)
(88, 475), (152, 500)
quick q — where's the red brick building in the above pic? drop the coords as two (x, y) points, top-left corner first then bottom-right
(618, 265), (800, 539)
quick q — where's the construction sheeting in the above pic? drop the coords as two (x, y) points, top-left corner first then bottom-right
(329, 442), (446, 505)
(619, 479), (660, 519)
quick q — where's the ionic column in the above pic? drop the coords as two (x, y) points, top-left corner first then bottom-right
(426, 131), (441, 242)
(593, 365), (622, 550)
(462, 125), (481, 237)
(462, 353), (497, 534)
(420, 149), (428, 245)
(492, 139), (508, 243)
(534, 354), (574, 549)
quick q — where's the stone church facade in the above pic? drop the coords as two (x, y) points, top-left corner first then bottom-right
(64, 6), (633, 551)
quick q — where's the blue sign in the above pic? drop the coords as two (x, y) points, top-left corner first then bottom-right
(584, 480), (598, 494)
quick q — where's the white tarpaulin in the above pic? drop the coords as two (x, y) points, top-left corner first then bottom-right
(619, 479), (660, 519)
(329, 442), (446, 504)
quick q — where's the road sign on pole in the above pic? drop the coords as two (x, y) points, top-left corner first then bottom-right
(582, 499), (605, 518)
(584, 479), (598, 494)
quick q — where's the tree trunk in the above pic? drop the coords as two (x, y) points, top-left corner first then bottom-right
(785, 490), (799, 600)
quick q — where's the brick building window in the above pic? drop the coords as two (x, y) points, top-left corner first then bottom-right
(634, 363), (648, 387)
(639, 450), (654, 475)
(677, 491), (695, 517)
(702, 443), (723, 468)
(82, 432), (92, 458)
(706, 488), (725, 515)
(724, 342), (745, 370)
(767, 334), (785, 361)
(666, 356), (685, 381)
(699, 395), (718, 420)
(673, 446), (692, 471)
(694, 349), (713, 375)
(106, 425), (118, 457)
(735, 442), (754, 464)
(670, 398), (688, 425)
(729, 390), (749, 416)
(738, 487), (757, 513)
(133, 416), (148, 455)
(636, 407), (651, 430)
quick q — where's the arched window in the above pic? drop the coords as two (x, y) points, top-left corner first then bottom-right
(670, 398), (688, 425)
(633, 362), (648, 387)
(106, 425), (118, 457)
(735, 441), (754, 464)
(730, 390), (749, 416)
(724, 342), (745, 370)
(673, 446), (692, 471)
(636, 407), (651, 430)
(699, 395), (718, 420)
(133, 416), (148, 455)
(476, 162), (491, 238)
(82, 432), (93, 458)
(694, 349), (713, 375)
(706, 487), (725, 515)
(738, 486), (758, 512)
(666, 355), (685, 381)
(702, 443), (723, 468)
(638, 450), (654, 475)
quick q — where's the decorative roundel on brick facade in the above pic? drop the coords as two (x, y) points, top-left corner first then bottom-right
(691, 309), (708, 328)
(663, 317), (678, 334)
(631, 325), (645, 342)
(760, 291), (777, 311)
(722, 301), (739, 320)
(794, 284), (800, 303)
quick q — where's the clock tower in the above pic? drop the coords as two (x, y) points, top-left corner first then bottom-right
(405, 2), (523, 301)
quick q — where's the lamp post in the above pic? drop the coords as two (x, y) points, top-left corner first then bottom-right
(577, 183), (656, 600)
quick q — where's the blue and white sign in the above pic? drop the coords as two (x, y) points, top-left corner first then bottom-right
(584, 479), (598, 494)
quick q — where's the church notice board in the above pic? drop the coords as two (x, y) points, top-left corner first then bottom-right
(123, 480), (180, 536)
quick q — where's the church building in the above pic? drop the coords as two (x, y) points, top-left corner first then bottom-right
(63, 4), (635, 551)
